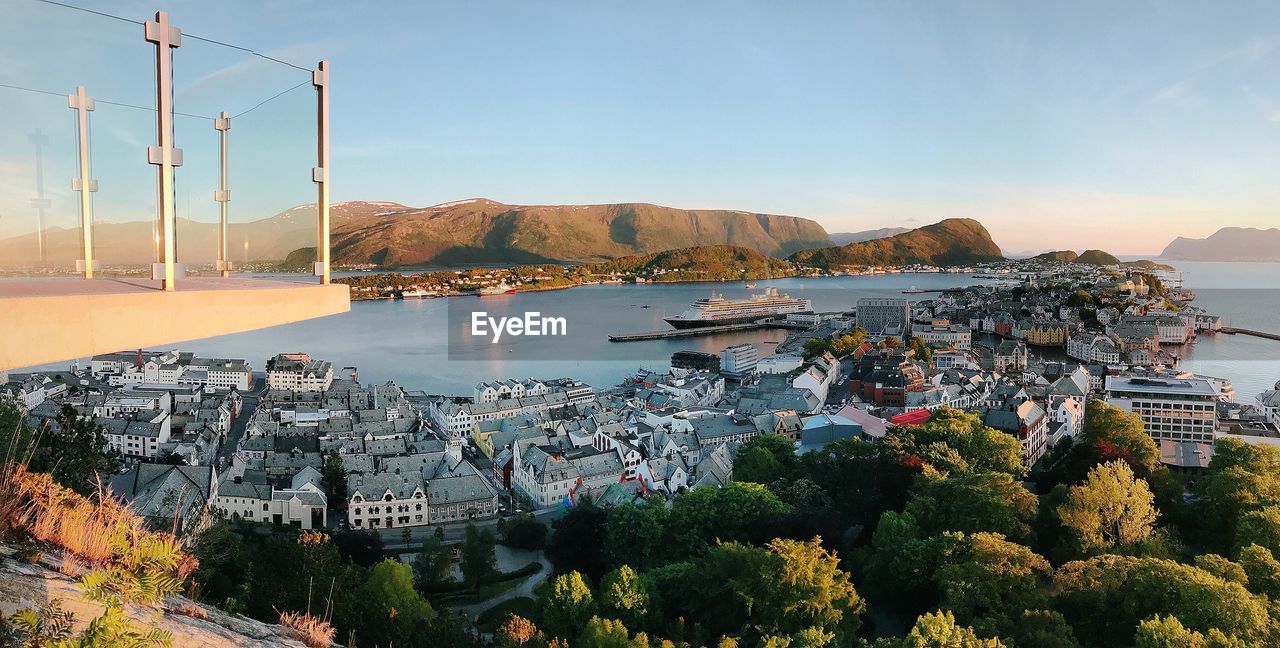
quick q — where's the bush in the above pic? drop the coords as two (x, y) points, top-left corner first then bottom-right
(499, 513), (547, 549)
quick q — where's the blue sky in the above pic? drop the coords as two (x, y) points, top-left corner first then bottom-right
(2, 0), (1279, 255)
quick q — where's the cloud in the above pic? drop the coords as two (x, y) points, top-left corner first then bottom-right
(1242, 85), (1280, 124)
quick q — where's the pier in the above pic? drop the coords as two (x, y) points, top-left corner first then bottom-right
(1221, 327), (1280, 342)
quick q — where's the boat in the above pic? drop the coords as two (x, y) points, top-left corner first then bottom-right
(744, 282), (757, 289)
(901, 286), (925, 294)
(663, 287), (813, 329)
(478, 283), (516, 296)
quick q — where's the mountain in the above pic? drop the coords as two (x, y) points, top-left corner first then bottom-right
(1076, 249), (1121, 266)
(589, 245), (796, 281)
(788, 218), (1003, 267)
(328, 199), (832, 266)
(1161, 227), (1280, 261)
(0, 201), (409, 267)
(828, 227), (910, 246)
(0, 200), (831, 268)
(1031, 250), (1080, 263)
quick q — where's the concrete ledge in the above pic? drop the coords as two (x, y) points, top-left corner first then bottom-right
(0, 277), (350, 371)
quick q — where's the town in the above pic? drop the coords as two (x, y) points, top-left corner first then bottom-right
(4, 257), (1280, 645)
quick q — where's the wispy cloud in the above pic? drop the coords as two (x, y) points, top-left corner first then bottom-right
(1241, 84), (1280, 123)
(1148, 36), (1275, 105)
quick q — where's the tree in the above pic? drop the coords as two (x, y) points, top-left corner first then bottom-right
(186, 518), (247, 607)
(1056, 460), (1157, 556)
(413, 535), (454, 591)
(1007, 610), (1077, 648)
(733, 446), (784, 485)
(735, 434), (798, 483)
(1081, 400), (1158, 475)
(664, 483), (789, 559)
(803, 338), (831, 359)
(27, 405), (120, 495)
(604, 497), (669, 571)
(902, 610), (1004, 647)
(578, 616), (633, 648)
(768, 477), (833, 511)
(883, 408), (1026, 477)
(500, 512), (548, 550)
(936, 533), (1050, 637)
(333, 529), (384, 567)
(1234, 505), (1280, 556)
(904, 472), (1038, 544)
(600, 566), (649, 630)
(540, 571), (596, 639)
(495, 615), (552, 648)
(359, 559), (435, 647)
(882, 336), (901, 350)
(548, 500), (610, 581)
(461, 523), (497, 588)
(1191, 439), (1280, 552)
(1052, 555), (1269, 645)
(321, 451), (348, 509)
(1133, 614), (1243, 648)
(1237, 544), (1280, 599)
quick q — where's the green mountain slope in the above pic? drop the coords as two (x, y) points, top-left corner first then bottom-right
(589, 245), (796, 281)
(788, 218), (1003, 267)
(1076, 249), (1121, 265)
(1031, 250), (1080, 263)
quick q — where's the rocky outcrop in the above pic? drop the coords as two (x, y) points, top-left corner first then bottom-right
(0, 548), (312, 647)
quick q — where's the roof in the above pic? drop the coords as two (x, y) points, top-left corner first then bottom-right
(890, 409), (932, 426)
(109, 464), (214, 521)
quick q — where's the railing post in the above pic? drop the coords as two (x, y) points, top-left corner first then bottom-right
(68, 86), (98, 279)
(312, 60), (330, 285)
(145, 11), (183, 291)
(29, 130), (50, 265)
(215, 112), (231, 277)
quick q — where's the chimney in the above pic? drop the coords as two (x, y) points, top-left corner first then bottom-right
(137, 349), (144, 369)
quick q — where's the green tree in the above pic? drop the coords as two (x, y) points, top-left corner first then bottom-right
(321, 451), (348, 508)
(359, 559), (435, 647)
(500, 512), (548, 550)
(1133, 614), (1244, 648)
(1191, 439), (1280, 552)
(883, 408), (1026, 477)
(1053, 555), (1269, 645)
(803, 338), (831, 359)
(768, 477), (833, 511)
(604, 497), (669, 571)
(186, 518), (246, 606)
(461, 523), (497, 588)
(903, 610), (1004, 647)
(600, 566), (649, 630)
(548, 499), (610, 581)
(1081, 400), (1158, 474)
(28, 405), (120, 495)
(413, 534), (454, 591)
(1236, 544), (1280, 599)
(1007, 610), (1077, 648)
(540, 571), (596, 640)
(578, 616), (633, 648)
(904, 472), (1038, 544)
(1234, 505), (1280, 556)
(664, 483), (789, 559)
(936, 533), (1051, 637)
(733, 446), (784, 485)
(1193, 554), (1248, 586)
(1056, 460), (1157, 556)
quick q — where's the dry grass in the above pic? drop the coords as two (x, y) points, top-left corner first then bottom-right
(177, 603), (209, 620)
(57, 554), (88, 578)
(279, 610), (336, 648)
(1, 463), (197, 580)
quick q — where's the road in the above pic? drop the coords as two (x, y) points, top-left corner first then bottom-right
(448, 547), (552, 619)
(216, 378), (263, 466)
(374, 506), (565, 552)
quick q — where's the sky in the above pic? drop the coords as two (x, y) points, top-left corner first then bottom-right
(2, 0), (1279, 255)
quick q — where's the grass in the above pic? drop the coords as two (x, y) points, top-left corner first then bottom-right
(432, 561), (544, 605)
(474, 596), (538, 633)
(279, 610), (336, 648)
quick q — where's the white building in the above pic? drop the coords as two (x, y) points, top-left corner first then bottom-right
(720, 344), (759, 380)
(915, 323), (972, 350)
(1105, 375), (1219, 445)
(757, 354), (804, 374)
(213, 465), (328, 529)
(265, 353), (333, 391)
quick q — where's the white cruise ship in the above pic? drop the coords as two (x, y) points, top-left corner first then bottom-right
(664, 287), (813, 329)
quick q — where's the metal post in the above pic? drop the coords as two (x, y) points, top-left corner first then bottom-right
(215, 112), (231, 277)
(68, 86), (98, 279)
(29, 130), (50, 264)
(145, 11), (183, 291)
(312, 60), (330, 285)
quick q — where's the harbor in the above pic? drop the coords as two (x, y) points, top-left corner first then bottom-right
(608, 316), (817, 342)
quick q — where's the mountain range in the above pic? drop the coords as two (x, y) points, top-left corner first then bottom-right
(788, 218), (1003, 267)
(1160, 227), (1280, 262)
(828, 227), (911, 246)
(0, 200), (833, 267)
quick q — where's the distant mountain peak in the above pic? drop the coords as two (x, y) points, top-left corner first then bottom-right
(788, 218), (1003, 267)
(1161, 227), (1280, 261)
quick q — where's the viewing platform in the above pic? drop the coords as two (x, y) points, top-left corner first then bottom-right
(0, 276), (350, 371)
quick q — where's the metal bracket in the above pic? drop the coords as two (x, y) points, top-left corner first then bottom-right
(148, 146), (184, 167)
(312, 166), (328, 183)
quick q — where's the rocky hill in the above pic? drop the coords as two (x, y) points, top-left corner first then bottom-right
(1161, 227), (1280, 262)
(828, 227), (910, 246)
(1031, 250), (1080, 263)
(788, 218), (1003, 268)
(0, 200), (831, 269)
(589, 245), (797, 281)
(327, 199), (832, 267)
(1076, 249), (1122, 266)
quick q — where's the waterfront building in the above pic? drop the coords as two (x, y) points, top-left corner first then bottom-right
(1105, 375), (1219, 444)
(916, 323), (972, 350)
(1259, 390), (1280, 427)
(857, 298), (911, 336)
(1026, 321), (1071, 347)
(266, 353), (333, 391)
(671, 351), (721, 373)
(719, 343), (759, 380)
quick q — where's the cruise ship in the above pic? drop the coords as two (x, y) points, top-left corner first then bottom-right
(664, 287), (813, 329)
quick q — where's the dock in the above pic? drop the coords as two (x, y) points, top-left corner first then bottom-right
(1221, 327), (1280, 342)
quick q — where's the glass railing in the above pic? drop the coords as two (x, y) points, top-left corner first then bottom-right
(0, 0), (328, 286)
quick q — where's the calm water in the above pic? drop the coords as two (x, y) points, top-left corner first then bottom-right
(26, 261), (1280, 401)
